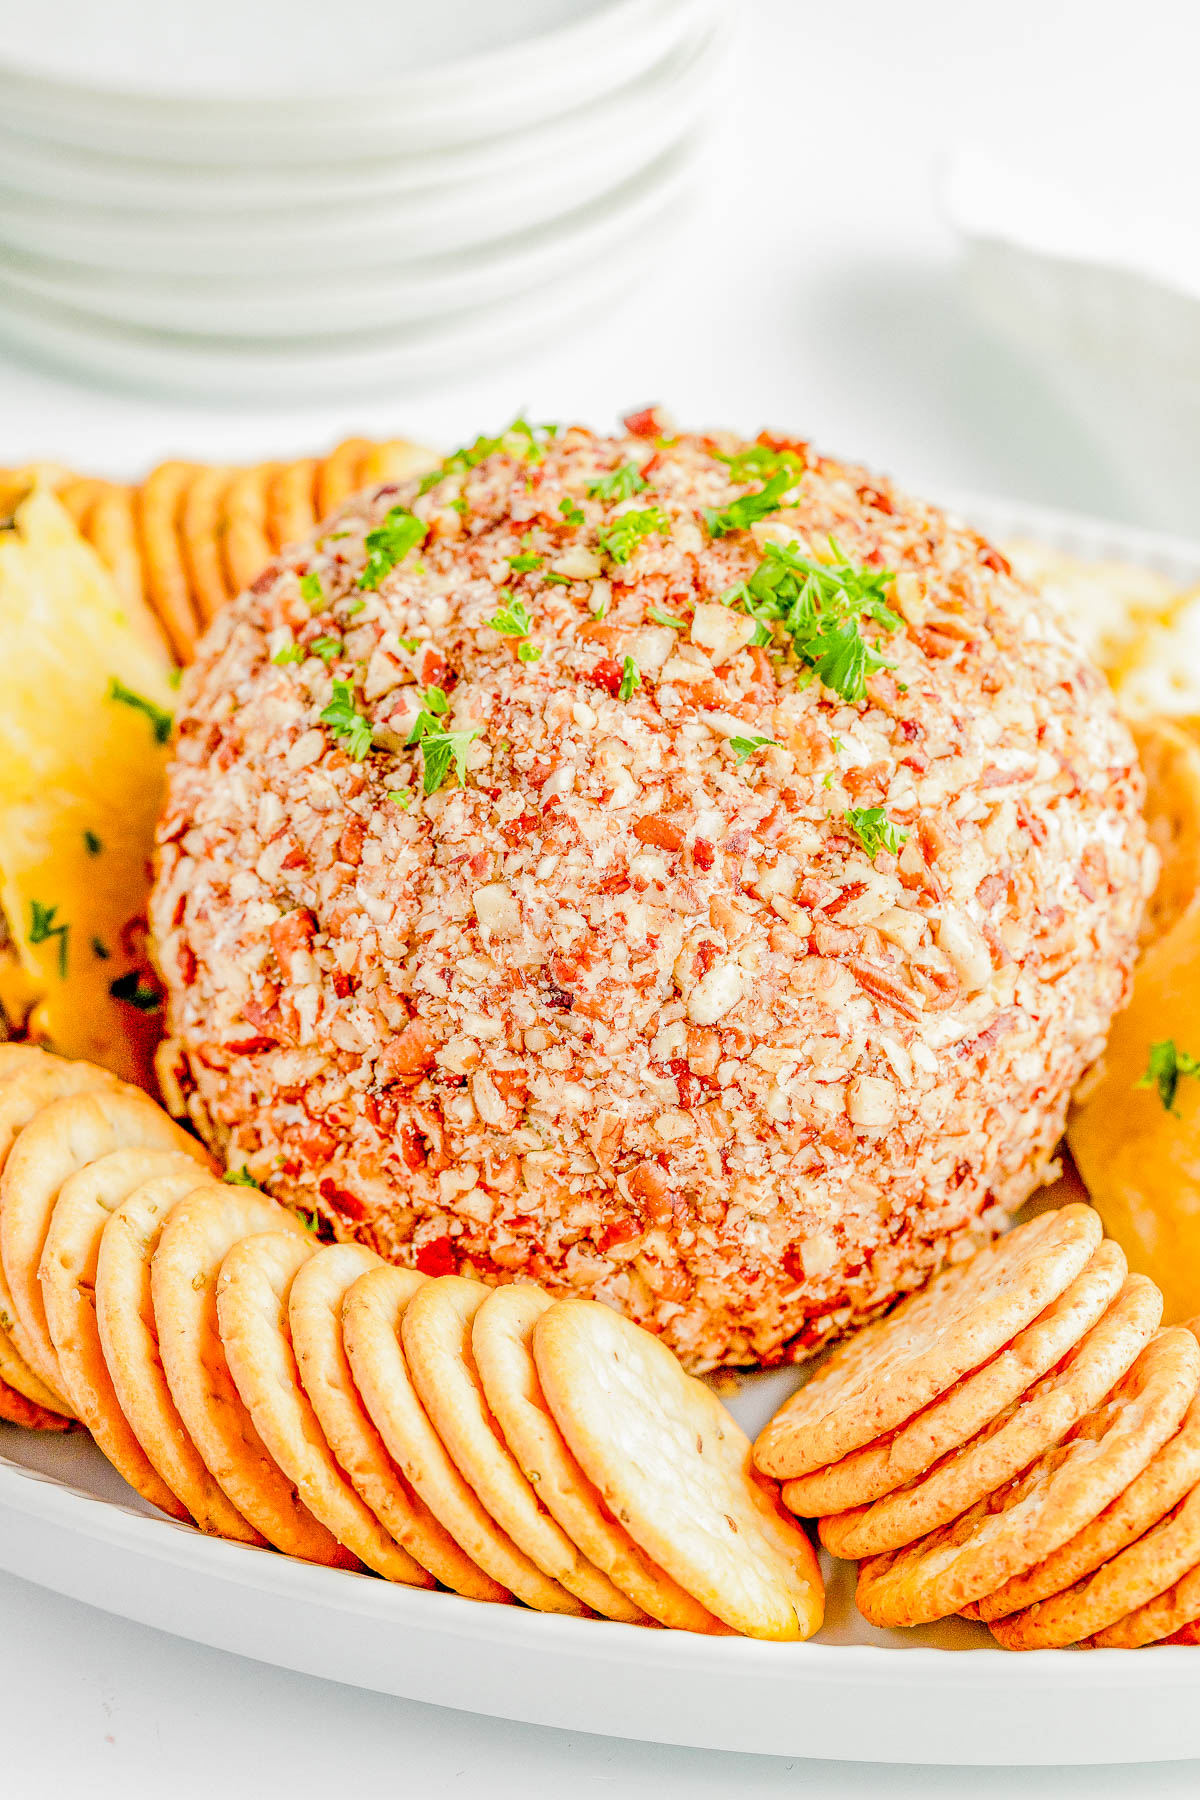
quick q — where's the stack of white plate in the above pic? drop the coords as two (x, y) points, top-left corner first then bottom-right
(0, 0), (724, 397)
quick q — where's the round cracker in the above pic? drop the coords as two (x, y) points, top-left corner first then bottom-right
(755, 1205), (1103, 1480)
(267, 458), (319, 552)
(0, 1320), (68, 1415)
(534, 1297), (824, 1642)
(974, 1357), (1200, 1622)
(344, 1265), (570, 1610)
(357, 440), (440, 491)
(315, 439), (370, 522)
(56, 477), (104, 537)
(403, 1276), (640, 1621)
(0, 1372), (72, 1431)
(1089, 1555), (1200, 1648)
(855, 1323), (1200, 1630)
(1, 1085), (208, 1398)
(96, 1168), (261, 1542)
(288, 1244), (505, 1601)
(85, 483), (148, 625)
(821, 1275), (1163, 1560)
(991, 1398), (1200, 1648)
(472, 1282), (720, 1632)
(40, 1147), (198, 1517)
(136, 460), (200, 662)
(221, 463), (278, 596)
(784, 1240), (1127, 1518)
(180, 464), (234, 629)
(0, 1062), (132, 1401)
(217, 1232), (430, 1584)
(153, 1184), (351, 1565)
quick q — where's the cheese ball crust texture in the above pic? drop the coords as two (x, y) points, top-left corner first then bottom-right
(151, 420), (1150, 1372)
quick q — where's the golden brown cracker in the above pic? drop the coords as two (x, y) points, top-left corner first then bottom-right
(180, 464), (234, 628)
(136, 461), (201, 663)
(784, 1241), (1126, 1519)
(755, 1205), (1103, 1480)
(221, 463), (278, 596)
(217, 1231), (432, 1584)
(821, 1276), (1163, 1560)
(40, 1145), (197, 1517)
(535, 1297), (824, 1641)
(96, 1167), (261, 1541)
(0, 1371), (72, 1430)
(1, 1083), (208, 1398)
(288, 1243), (505, 1600)
(473, 1282), (720, 1631)
(403, 1276), (642, 1620)
(315, 438), (370, 521)
(153, 1183), (351, 1564)
(267, 457), (319, 553)
(856, 1324), (1200, 1629)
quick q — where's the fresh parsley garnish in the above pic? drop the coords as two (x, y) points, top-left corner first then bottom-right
(844, 806), (908, 860)
(703, 461), (802, 539)
(344, 597), (366, 617)
(358, 506), (426, 591)
(649, 607), (687, 629)
(487, 595), (534, 637)
(107, 678), (172, 745)
(109, 971), (162, 1011)
(618, 656), (641, 702)
(273, 639), (304, 667)
(319, 680), (373, 760)
(559, 498), (585, 527)
(223, 1167), (259, 1188)
(310, 635), (343, 665)
(1138, 1040), (1200, 1115)
(385, 788), (413, 810)
(588, 461), (647, 502)
(28, 900), (68, 977)
(715, 444), (803, 484)
(507, 553), (544, 573)
(418, 417), (551, 495)
(598, 507), (670, 566)
(83, 830), (103, 857)
(517, 641), (542, 663)
(721, 539), (900, 702)
(729, 734), (776, 767)
(299, 571), (323, 607)
(91, 936), (110, 960)
(415, 728), (478, 795)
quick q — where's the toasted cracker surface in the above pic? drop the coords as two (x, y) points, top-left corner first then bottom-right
(345, 1266), (576, 1609)
(1089, 1555), (1200, 1648)
(1, 1084), (206, 1398)
(180, 465), (234, 627)
(96, 1167), (261, 1541)
(403, 1276), (640, 1621)
(0, 1371), (72, 1430)
(855, 1321), (1199, 1628)
(217, 1231), (430, 1584)
(289, 1244), (504, 1599)
(473, 1283), (721, 1632)
(41, 1145), (198, 1517)
(153, 1184), (351, 1564)
(821, 1274), (1162, 1559)
(784, 1240), (1126, 1518)
(756, 1206), (1103, 1479)
(137, 461), (200, 662)
(534, 1297), (824, 1641)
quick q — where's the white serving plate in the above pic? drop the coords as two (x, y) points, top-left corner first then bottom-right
(0, 0), (715, 161)
(1, 495), (1198, 1766)
(0, 141), (700, 339)
(0, 21), (719, 214)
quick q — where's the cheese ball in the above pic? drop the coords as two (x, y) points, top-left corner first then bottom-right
(150, 415), (1151, 1370)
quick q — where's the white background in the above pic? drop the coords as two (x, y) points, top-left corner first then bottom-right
(0, 0), (1197, 1790)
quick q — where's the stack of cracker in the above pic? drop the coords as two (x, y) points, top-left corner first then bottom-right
(3, 437), (436, 664)
(756, 1204), (1200, 1648)
(0, 1044), (822, 1642)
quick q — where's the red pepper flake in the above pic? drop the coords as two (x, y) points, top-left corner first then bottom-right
(318, 1176), (369, 1221)
(414, 1235), (457, 1277)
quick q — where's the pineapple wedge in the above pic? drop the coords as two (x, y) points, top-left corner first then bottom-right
(0, 479), (176, 1086)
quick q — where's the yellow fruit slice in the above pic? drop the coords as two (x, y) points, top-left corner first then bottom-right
(0, 479), (175, 1086)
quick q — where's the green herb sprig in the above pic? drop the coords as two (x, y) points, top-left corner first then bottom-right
(597, 507), (670, 566)
(1138, 1040), (1200, 1115)
(720, 539), (900, 702)
(588, 461), (647, 502)
(319, 680), (373, 760)
(703, 459), (802, 539)
(844, 806), (908, 860)
(729, 734), (777, 768)
(28, 900), (68, 977)
(358, 507), (426, 592)
(107, 678), (173, 745)
(418, 417), (552, 495)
